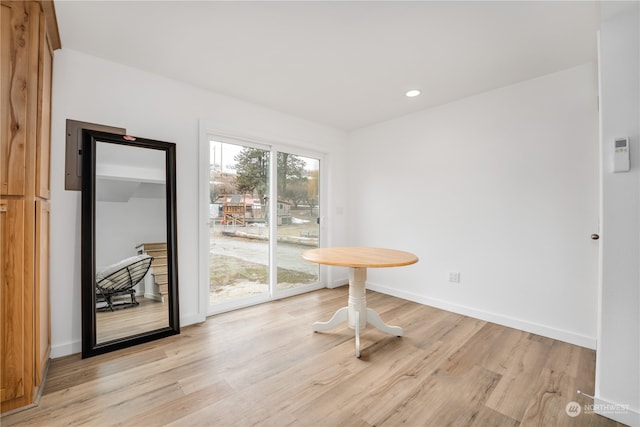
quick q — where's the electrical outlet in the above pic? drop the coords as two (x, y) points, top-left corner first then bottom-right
(449, 271), (460, 283)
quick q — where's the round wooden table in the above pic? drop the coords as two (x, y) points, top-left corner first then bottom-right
(301, 247), (419, 357)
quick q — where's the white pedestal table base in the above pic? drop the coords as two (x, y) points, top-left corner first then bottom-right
(312, 267), (403, 357)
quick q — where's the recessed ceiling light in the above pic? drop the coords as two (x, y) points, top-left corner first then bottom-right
(405, 89), (421, 97)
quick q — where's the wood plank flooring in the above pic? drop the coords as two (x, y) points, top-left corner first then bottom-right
(96, 297), (169, 343)
(1, 288), (624, 426)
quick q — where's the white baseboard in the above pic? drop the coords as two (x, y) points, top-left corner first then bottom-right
(328, 280), (348, 289)
(50, 340), (82, 358)
(367, 282), (597, 350)
(594, 396), (640, 426)
(50, 312), (204, 359)
(180, 312), (205, 327)
(144, 292), (163, 302)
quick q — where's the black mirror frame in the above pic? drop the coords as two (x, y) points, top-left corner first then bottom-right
(81, 130), (180, 358)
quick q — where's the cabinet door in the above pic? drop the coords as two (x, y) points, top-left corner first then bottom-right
(36, 17), (53, 200)
(0, 2), (39, 197)
(0, 199), (26, 403)
(34, 199), (50, 385)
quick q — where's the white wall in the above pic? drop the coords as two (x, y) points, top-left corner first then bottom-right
(50, 48), (348, 357)
(348, 63), (599, 348)
(95, 197), (166, 268)
(596, 3), (640, 425)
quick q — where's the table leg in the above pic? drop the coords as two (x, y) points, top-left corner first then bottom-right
(355, 310), (361, 358)
(312, 307), (347, 332)
(312, 266), (403, 356)
(367, 308), (403, 337)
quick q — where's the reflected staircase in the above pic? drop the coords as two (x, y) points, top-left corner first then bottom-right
(136, 242), (168, 301)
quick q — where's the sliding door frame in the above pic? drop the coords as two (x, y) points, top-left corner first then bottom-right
(198, 121), (326, 317)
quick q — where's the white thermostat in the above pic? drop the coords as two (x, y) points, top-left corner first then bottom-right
(612, 137), (630, 173)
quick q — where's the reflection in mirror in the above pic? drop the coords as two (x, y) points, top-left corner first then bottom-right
(82, 131), (179, 358)
(95, 143), (168, 343)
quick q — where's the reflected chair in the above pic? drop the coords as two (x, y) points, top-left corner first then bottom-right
(96, 254), (153, 311)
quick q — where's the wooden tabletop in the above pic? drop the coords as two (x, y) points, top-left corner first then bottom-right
(301, 247), (419, 268)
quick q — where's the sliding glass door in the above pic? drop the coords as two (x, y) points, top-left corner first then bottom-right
(276, 153), (319, 291)
(206, 136), (321, 313)
(208, 141), (270, 307)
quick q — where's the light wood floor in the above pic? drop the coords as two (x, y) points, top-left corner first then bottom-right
(2, 288), (624, 426)
(96, 297), (169, 343)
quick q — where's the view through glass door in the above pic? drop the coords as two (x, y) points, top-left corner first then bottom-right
(207, 138), (320, 311)
(276, 152), (320, 291)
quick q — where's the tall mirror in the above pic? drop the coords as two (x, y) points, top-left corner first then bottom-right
(81, 130), (179, 358)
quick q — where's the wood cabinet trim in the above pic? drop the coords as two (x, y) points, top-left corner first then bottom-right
(35, 14), (53, 200)
(40, 0), (60, 51)
(34, 199), (50, 386)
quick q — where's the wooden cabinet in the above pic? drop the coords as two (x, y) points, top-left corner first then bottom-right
(0, 0), (60, 414)
(0, 199), (26, 404)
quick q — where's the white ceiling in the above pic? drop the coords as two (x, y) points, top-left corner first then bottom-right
(54, 1), (599, 131)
